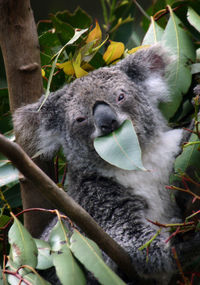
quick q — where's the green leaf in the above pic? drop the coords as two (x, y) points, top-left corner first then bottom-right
(56, 7), (92, 29)
(114, 0), (133, 20)
(187, 7), (200, 33)
(160, 5), (195, 119)
(37, 20), (53, 37)
(0, 164), (19, 187)
(39, 31), (62, 56)
(6, 260), (25, 285)
(197, 48), (200, 61)
(89, 52), (105, 69)
(174, 100), (193, 122)
(51, 15), (74, 46)
(159, 63), (191, 119)
(8, 215), (38, 268)
(49, 220), (69, 251)
(1, 184), (21, 208)
(0, 215), (10, 227)
(94, 120), (146, 171)
(34, 239), (53, 270)
(174, 132), (200, 175)
(40, 52), (52, 66)
(52, 245), (86, 285)
(191, 63), (200, 74)
(70, 230), (126, 285)
(20, 272), (50, 285)
(7, 263), (50, 285)
(162, 6), (195, 61)
(142, 17), (164, 45)
(49, 220), (86, 285)
(6, 259), (35, 285)
(6, 260), (23, 285)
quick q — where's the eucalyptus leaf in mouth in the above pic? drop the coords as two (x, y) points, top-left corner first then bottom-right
(93, 120), (146, 171)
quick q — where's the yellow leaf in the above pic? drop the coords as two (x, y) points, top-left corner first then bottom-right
(72, 53), (88, 78)
(81, 62), (94, 72)
(57, 61), (75, 76)
(103, 41), (125, 64)
(86, 20), (102, 46)
(128, 45), (150, 54)
(41, 69), (45, 77)
(74, 66), (88, 78)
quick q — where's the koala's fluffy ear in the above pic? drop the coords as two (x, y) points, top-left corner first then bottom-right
(13, 86), (67, 159)
(118, 44), (173, 104)
(118, 44), (172, 79)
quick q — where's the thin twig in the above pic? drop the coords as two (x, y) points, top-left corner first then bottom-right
(172, 247), (191, 285)
(132, 0), (150, 20)
(61, 162), (68, 186)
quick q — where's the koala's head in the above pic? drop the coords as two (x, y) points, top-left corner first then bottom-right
(14, 44), (171, 171)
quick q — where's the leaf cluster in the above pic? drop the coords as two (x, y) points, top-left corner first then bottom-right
(2, 213), (125, 285)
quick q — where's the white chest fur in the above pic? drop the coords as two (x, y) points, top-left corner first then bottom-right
(99, 129), (183, 223)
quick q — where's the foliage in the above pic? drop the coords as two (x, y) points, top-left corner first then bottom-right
(2, 212), (125, 285)
(0, 0), (200, 284)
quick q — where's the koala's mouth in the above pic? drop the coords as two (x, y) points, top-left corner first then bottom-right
(92, 101), (127, 138)
(91, 119), (124, 139)
(93, 120), (146, 171)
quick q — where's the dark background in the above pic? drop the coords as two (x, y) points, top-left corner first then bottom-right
(31, 0), (103, 21)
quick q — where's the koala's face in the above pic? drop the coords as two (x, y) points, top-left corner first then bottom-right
(64, 66), (161, 155)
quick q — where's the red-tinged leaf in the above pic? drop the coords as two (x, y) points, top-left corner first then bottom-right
(8, 215), (38, 268)
(86, 20), (102, 46)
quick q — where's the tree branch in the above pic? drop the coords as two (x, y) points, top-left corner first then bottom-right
(0, 134), (141, 282)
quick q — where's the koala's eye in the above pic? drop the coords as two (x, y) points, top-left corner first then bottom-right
(76, 117), (86, 123)
(117, 93), (125, 102)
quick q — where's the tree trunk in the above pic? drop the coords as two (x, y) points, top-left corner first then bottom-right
(0, 0), (55, 237)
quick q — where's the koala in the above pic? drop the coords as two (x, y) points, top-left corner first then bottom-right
(13, 45), (200, 284)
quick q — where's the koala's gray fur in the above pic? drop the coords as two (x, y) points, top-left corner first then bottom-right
(13, 45), (199, 284)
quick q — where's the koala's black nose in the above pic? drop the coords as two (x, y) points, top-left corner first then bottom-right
(93, 102), (120, 136)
